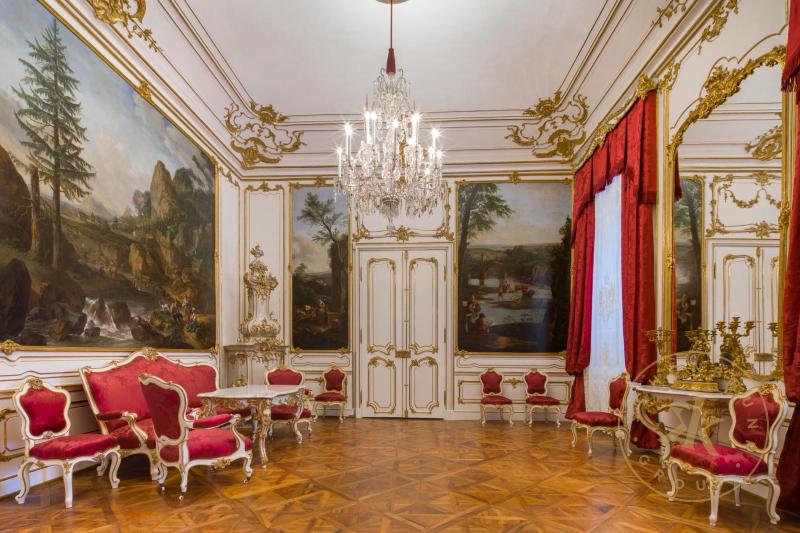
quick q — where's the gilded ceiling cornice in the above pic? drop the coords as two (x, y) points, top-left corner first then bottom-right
(224, 101), (306, 168)
(697, 0), (739, 52)
(651, 0), (693, 29)
(745, 125), (782, 162)
(86, 0), (160, 52)
(506, 90), (590, 161)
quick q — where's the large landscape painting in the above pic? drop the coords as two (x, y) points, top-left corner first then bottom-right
(291, 185), (349, 350)
(0, 1), (216, 349)
(674, 177), (704, 351)
(457, 182), (571, 353)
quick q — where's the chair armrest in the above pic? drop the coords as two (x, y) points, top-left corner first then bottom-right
(96, 411), (125, 421)
(190, 413), (233, 429)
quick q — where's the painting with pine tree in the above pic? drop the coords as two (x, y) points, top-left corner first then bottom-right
(456, 182), (571, 354)
(0, 1), (216, 350)
(290, 186), (349, 351)
(674, 178), (703, 352)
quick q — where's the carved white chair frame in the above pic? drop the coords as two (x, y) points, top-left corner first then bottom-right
(665, 383), (788, 526)
(139, 374), (252, 499)
(524, 369), (562, 427)
(480, 368), (514, 426)
(313, 366), (347, 423)
(265, 366), (313, 443)
(570, 371), (631, 456)
(13, 377), (121, 508)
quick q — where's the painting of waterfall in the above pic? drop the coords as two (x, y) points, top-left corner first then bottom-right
(0, 1), (216, 350)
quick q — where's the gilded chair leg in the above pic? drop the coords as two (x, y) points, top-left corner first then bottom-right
(765, 478), (781, 525)
(97, 455), (109, 477)
(62, 463), (74, 509)
(554, 407), (562, 428)
(734, 483), (741, 507)
(108, 450), (121, 489)
(179, 467), (189, 500)
(15, 460), (33, 504)
(243, 452), (253, 483)
(586, 428), (594, 456)
(507, 406), (514, 426)
(339, 402), (344, 423)
(616, 428), (632, 457)
(666, 462), (679, 501)
(157, 463), (168, 491)
(708, 479), (721, 526)
(570, 421), (577, 447)
(527, 406), (533, 427)
(480, 405), (486, 426)
(313, 403), (320, 421)
(148, 452), (161, 481)
(292, 421), (303, 443)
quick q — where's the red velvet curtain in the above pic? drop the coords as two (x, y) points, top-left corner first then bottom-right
(565, 91), (660, 450)
(777, 92), (800, 511)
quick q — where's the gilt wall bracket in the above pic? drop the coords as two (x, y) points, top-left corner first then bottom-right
(224, 101), (305, 167)
(506, 90), (589, 161)
(86, 0), (160, 51)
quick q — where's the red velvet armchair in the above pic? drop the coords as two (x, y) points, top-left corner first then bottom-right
(80, 349), (233, 481)
(570, 372), (631, 456)
(314, 366), (347, 422)
(139, 374), (252, 499)
(666, 383), (788, 526)
(265, 366), (313, 443)
(480, 368), (514, 426)
(523, 369), (562, 427)
(13, 377), (121, 508)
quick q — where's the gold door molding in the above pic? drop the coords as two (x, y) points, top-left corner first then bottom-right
(366, 258), (397, 356)
(366, 356), (397, 415)
(408, 257), (440, 355)
(408, 357), (440, 415)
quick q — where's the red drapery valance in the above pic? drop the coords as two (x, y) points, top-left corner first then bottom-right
(565, 91), (659, 448)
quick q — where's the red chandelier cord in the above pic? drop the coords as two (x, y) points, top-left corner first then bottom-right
(386, 0), (397, 75)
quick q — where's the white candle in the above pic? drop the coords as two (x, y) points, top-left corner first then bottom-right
(336, 147), (342, 176)
(411, 113), (420, 146)
(344, 122), (352, 154)
(431, 128), (439, 153)
(364, 112), (371, 145)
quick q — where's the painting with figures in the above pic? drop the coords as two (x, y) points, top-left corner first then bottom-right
(674, 177), (703, 352)
(457, 182), (571, 354)
(291, 185), (349, 351)
(0, 1), (216, 350)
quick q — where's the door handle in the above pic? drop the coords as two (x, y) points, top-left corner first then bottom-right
(395, 349), (411, 359)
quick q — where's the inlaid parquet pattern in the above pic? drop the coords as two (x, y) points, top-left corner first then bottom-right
(1, 419), (799, 532)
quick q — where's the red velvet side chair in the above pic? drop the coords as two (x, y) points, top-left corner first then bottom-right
(314, 366), (347, 422)
(139, 374), (252, 499)
(666, 383), (788, 526)
(13, 377), (121, 508)
(479, 368), (513, 426)
(265, 366), (313, 442)
(523, 369), (562, 427)
(570, 371), (631, 456)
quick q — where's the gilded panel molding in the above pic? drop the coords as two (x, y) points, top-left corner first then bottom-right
(745, 125), (782, 161)
(0, 340), (20, 357)
(707, 173), (781, 238)
(224, 101), (305, 167)
(697, 0), (739, 52)
(86, 0), (160, 51)
(506, 90), (589, 161)
(651, 0), (692, 29)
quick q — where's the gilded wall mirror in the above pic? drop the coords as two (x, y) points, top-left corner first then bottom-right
(670, 49), (785, 381)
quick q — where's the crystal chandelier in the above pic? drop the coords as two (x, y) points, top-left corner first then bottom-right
(335, 0), (445, 222)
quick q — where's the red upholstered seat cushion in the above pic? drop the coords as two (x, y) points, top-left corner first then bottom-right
(19, 387), (68, 437)
(524, 372), (547, 395)
(323, 368), (346, 392)
(316, 391), (346, 402)
(671, 443), (767, 476)
(267, 368), (303, 386)
(481, 371), (503, 394)
(572, 411), (620, 426)
(111, 417), (156, 450)
(270, 404), (312, 420)
(30, 434), (116, 460)
(481, 395), (512, 405)
(526, 395), (560, 406)
(193, 414), (232, 429)
(159, 428), (251, 462)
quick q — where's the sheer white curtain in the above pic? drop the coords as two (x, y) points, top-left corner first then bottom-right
(584, 177), (626, 412)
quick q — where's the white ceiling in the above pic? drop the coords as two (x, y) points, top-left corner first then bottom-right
(182, 0), (607, 116)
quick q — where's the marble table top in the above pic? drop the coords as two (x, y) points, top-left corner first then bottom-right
(198, 384), (303, 400)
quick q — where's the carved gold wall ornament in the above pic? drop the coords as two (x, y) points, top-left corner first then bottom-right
(224, 101), (305, 167)
(660, 62), (681, 92)
(651, 0), (691, 28)
(141, 347), (159, 361)
(745, 125), (782, 161)
(506, 90), (589, 160)
(706, 173), (781, 238)
(0, 340), (20, 356)
(669, 46), (786, 154)
(136, 80), (152, 102)
(634, 74), (658, 100)
(86, 0), (160, 51)
(697, 0), (739, 52)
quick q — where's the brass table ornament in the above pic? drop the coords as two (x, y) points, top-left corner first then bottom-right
(672, 329), (720, 392)
(646, 328), (676, 386)
(715, 317), (754, 394)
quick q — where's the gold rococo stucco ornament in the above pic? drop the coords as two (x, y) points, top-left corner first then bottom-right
(86, 0), (160, 51)
(240, 245), (281, 344)
(506, 90), (589, 160)
(224, 101), (305, 167)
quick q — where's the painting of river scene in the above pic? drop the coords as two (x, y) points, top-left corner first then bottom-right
(457, 182), (571, 353)
(291, 185), (349, 351)
(0, 1), (216, 350)
(674, 177), (703, 352)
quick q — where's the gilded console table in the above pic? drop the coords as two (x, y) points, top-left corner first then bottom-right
(632, 384), (733, 468)
(198, 384), (304, 467)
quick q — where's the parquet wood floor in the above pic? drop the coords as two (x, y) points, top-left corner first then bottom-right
(1, 419), (799, 532)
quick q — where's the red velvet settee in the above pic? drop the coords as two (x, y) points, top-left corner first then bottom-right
(79, 349), (234, 480)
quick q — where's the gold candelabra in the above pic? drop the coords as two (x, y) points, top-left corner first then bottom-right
(646, 328), (675, 386)
(673, 328), (720, 392)
(715, 317), (755, 394)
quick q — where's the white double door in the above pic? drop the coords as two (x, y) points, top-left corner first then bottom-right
(356, 247), (448, 418)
